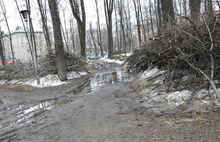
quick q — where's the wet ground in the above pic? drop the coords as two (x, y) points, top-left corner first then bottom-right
(0, 60), (220, 142)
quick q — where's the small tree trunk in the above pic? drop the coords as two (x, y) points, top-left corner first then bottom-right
(95, 0), (104, 57)
(0, 28), (5, 67)
(90, 22), (98, 57)
(133, 0), (141, 48)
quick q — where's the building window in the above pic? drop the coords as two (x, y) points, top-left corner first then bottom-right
(21, 43), (24, 47)
(39, 35), (41, 39)
(37, 49), (39, 54)
(40, 48), (42, 53)
(20, 35), (23, 40)
(27, 50), (30, 54)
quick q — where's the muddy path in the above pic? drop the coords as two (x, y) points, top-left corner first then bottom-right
(0, 61), (220, 142)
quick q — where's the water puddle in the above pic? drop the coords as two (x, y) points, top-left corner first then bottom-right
(0, 100), (69, 129)
(0, 70), (133, 132)
(68, 70), (132, 95)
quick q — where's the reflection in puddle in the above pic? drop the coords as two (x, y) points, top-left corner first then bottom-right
(0, 100), (69, 129)
(71, 80), (92, 95)
(69, 71), (131, 95)
(0, 70), (133, 131)
(90, 71), (130, 90)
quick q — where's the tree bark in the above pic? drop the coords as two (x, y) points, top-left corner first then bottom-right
(69, 0), (86, 59)
(48, 0), (67, 81)
(133, 0), (141, 48)
(118, 0), (127, 54)
(95, 0), (104, 57)
(70, 20), (76, 55)
(90, 22), (98, 57)
(157, 0), (162, 33)
(161, 0), (176, 27)
(114, 1), (120, 54)
(37, 0), (51, 54)
(104, 0), (114, 59)
(0, 27), (5, 67)
(0, 0), (15, 65)
(189, 0), (201, 24)
(149, 1), (154, 38)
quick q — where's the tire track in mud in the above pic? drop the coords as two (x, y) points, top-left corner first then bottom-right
(0, 60), (134, 141)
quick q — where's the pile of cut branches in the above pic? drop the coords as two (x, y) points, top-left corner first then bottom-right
(0, 53), (88, 81)
(125, 16), (220, 95)
(44, 52), (88, 74)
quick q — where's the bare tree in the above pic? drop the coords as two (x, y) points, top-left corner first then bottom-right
(89, 22), (98, 57)
(0, 27), (5, 67)
(61, 7), (69, 53)
(0, 0), (15, 65)
(189, 0), (201, 23)
(48, 0), (67, 81)
(157, 0), (163, 33)
(95, 0), (104, 57)
(149, 1), (155, 38)
(124, 0), (133, 52)
(70, 19), (76, 55)
(69, 0), (86, 59)
(114, 0), (120, 54)
(161, 0), (176, 27)
(133, 0), (141, 48)
(37, 0), (51, 54)
(117, 0), (127, 54)
(104, 0), (114, 58)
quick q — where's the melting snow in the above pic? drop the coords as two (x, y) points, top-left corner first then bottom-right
(136, 67), (219, 107)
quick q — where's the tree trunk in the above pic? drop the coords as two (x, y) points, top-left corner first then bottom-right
(118, 0), (127, 54)
(157, 0), (162, 33)
(124, 1), (132, 52)
(161, 0), (176, 27)
(48, 0), (67, 81)
(95, 0), (104, 57)
(133, 0), (141, 48)
(104, 0), (114, 59)
(90, 22), (98, 57)
(149, 1), (154, 38)
(189, 0), (201, 24)
(70, 20), (76, 55)
(0, 27), (5, 67)
(69, 0), (86, 59)
(139, 0), (147, 44)
(114, 1), (120, 54)
(37, 0), (51, 54)
(0, 0), (15, 65)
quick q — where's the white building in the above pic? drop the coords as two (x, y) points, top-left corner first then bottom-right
(2, 29), (47, 64)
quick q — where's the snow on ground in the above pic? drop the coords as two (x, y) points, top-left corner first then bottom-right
(99, 52), (133, 65)
(24, 71), (87, 88)
(135, 67), (220, 108)
(0, 53), (131, 88)
(100, 58), (124, 65)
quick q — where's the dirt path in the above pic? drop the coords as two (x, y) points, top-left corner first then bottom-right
(0, 61), (220, 142)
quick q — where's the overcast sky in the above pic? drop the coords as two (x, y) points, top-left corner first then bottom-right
(1, 0), (109, 33)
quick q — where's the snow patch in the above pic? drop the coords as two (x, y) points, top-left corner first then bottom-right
(0, 80), (7, 85)
(135, 67), (219, 109)
(67, 71), (87, 80)
(23, 74), (67, 88)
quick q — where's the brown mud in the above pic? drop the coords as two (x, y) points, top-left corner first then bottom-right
(0, 61), (219, 142)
